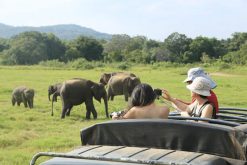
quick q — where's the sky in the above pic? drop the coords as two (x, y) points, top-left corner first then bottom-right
(0, 0), (246, 41)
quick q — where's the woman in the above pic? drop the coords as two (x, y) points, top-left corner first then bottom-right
(177, 67), (218, 114)
(112, 83), (169, 119)
(162, 77), (216, 120)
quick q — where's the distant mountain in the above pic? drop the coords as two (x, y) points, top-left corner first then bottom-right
(0, 23), (112, 40)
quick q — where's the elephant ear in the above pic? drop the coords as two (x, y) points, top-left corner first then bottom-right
(100, 73), (111, 85)
(127, 77), (141, 94)
(48, 85), (54, 93)
(91, 84), (99, 98)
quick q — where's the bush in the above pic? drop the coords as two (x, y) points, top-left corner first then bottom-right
(116, 62), (129, 70)
(218, 63), (231, 70)
(39, 60), (66, 68)
(68, 58), (95, 70)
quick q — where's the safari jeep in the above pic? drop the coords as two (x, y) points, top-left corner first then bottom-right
(30, 107), (247, 165)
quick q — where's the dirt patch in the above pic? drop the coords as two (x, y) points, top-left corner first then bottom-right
(210, 72), (239, 77)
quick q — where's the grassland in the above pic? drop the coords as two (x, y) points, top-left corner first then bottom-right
(0, 64), (247, 164)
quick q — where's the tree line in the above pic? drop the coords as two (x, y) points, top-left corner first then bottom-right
(0, 31), (246, 65)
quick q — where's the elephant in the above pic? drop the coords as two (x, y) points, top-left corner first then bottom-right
(99, 72), (136, 86)
(59, 78), (108, 119)
(107, 75), (141, 101)
(48, 83), (62, 102)
(12, 86), (35, 109)
(48, 83), (62, 116)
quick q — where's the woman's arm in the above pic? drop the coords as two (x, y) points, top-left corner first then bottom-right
(112, 108), (135, 119)
(162, 89), (191, 113)
(200, 104), (213, 119)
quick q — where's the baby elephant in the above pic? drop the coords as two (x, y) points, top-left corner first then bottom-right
(12, 86), (35, 109)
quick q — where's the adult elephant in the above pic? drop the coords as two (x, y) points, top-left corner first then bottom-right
(60, 78), (108, 119)
(48, 83), (62, 116)
(107, 75), (141, 101)
(99, 72), (136, 86)
(12, 86), (35, 109)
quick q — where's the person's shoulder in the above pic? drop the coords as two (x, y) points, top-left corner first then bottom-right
(204, 102), (213, 111)
(157, 105), (170, 113)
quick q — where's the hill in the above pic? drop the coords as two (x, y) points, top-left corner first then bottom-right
(0, 23), (112, 40)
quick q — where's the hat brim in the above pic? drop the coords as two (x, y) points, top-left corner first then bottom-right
(186, 85), (211, 96)
(183, 77), (192, 83)
(184, 74), (217, 89)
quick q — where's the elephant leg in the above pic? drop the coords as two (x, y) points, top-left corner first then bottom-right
(17, 101), (21, 106)
(85, 100), (97, 119)
(107, 91), (111, 101)
(27, 100), (31, 108)
(61, 104), (70, 118)
(27, 100), (33, 109)
(86, 110), (91, 119)
(31, 99), (34, 108)
(23, 100), (28, 108)
(124, 94), (128, 101)
(107, 88), (114, 101)
(66, 105), (73, 116)
(12, 98), (16, 106)
(53, 93), (58, 102)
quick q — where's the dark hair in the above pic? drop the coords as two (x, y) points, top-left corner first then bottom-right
(129, 83), (156, 109)
(199, 95), (207, 99)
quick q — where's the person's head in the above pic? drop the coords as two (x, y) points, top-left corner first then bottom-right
(130, 83), (156, 107)
(183, 67), (217, 89)
(186, 77), (211, 98)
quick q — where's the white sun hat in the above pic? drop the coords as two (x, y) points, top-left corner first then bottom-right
(186, 77), (211, 96)
(183, 67), (217, 89)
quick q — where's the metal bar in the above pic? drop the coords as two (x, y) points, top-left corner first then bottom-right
(217, 114), (247, 121)
(219, 107), (247, 112)
(30, 152), (191, 165)
(168, 116), (240, 127)
(218, 111), (247, 116)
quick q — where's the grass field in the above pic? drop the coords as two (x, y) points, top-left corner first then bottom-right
(0, 64), (247, 164)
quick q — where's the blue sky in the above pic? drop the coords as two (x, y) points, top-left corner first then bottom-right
(0, 0), (246, 41)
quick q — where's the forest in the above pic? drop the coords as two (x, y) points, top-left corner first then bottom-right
(0, 31), (247, 65)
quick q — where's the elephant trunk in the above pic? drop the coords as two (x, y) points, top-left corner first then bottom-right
(103, 93), (109, 118)
(51, 95), (55, 116)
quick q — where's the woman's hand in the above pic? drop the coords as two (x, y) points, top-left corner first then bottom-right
(162, 89), (172, 101)
(112, 115), (119, 120)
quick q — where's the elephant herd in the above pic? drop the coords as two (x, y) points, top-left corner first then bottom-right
(12, 72), (141, 120)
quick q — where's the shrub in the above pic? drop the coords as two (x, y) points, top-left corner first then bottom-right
(218, 63), (231, 70)
(68, 58), (95, 70)
(116, 62), (129, 70)
(39, 60), (66, 68)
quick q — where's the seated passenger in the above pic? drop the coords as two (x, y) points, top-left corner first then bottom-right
(176, 67), (219, 114)
(162, 77), (216, 120)
(112, 83), (170, 119)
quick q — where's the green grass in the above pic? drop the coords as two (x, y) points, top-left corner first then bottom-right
(0, 64), (247, 164)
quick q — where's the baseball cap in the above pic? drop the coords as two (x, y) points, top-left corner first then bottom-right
(183, 67), (217, 89)
(186, 77), (211, 96)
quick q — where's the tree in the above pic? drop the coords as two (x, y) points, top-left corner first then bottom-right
(0, 38), (9, 52)
(103, 34), (131, 62)
(164, 32), (192, 62)
(227, 32), (247, 52)
(3, 31), (48, 64)
(187, 36), (213, 62)
(43, 33), (66, 60)
(73, 36), (103, 61)
(223, 41), (247, 65)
